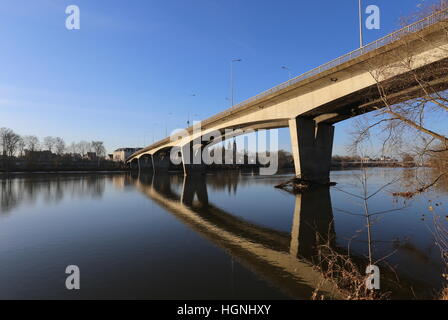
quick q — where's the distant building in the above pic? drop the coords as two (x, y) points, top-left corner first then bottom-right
(86, 152), (97, 161)
(380, 156), (397, 163)
(113, 148), (142, 162)
(70, 153), (83, 161)
(24, 150), (54, 161)
(361, 157), (371, 163)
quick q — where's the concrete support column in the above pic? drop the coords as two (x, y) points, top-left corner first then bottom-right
(289, 117), (334, 184)
(139, 155), (154, 172)
(152, 151), (170, 173)
(138, 157), (141, 174)
(182, 143), (205, 175)
(130, 159), (139, 171)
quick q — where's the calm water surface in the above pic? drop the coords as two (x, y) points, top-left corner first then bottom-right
(0, 169), (446, 299)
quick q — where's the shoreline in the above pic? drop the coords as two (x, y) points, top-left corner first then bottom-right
(0, 166), (421, 177)
(0, 170), (129, 176)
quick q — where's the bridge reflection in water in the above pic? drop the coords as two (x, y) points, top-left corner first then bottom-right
(129, 172), (341, 299)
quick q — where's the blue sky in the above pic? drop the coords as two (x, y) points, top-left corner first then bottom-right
(0, 0), (436, 154)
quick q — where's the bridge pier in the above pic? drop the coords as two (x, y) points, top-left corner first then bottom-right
(182, 143), (206, 175)
(139, 155), (153, 172)
(289, 117), (334, 184)
(152, 151), (170, 173)
(129, 158), (139, 172)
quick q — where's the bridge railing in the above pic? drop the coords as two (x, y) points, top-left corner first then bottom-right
(129, 7), (448, 160)
(202, 7), (448, 126)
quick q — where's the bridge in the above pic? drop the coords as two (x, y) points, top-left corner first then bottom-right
(127, 9), (448, 183)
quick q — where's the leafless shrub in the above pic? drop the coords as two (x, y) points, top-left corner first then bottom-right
(441, 287), (448, 300)
(312, 241), (391, 300)
(431, 213), (448, 299)
(311, 168), (402, 300)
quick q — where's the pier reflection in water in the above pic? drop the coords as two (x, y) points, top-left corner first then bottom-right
(132, 172), (340, 299)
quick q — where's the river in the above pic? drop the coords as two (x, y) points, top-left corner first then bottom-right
(0, 168), (446, 299)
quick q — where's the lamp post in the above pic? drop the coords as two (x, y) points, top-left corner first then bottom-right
(165, 112), (172, 137)
(359, 0), (364, 47)
(191, 114), (200, 125)
(187, 94), (196, 127)
(230, 59), (242, 107)
(281, 66), (292, 80)
(152, 123), (158, 143)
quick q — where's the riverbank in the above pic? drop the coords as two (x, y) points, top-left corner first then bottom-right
(0, 170), (128, 176)
(0, 155), (127, 173)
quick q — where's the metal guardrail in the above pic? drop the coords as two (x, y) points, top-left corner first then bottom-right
(204, 7), (448, 125)
(130, 7), (448, 160)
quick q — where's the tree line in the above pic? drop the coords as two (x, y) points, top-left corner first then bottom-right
(0, 127), (106, 159)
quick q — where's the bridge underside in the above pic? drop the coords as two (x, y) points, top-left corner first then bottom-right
(129, 116), (335, 183)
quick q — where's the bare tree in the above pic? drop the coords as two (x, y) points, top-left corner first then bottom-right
(350, 4), (448, 297)
(43, 136), (56, 153)
(0, 128), (8, 156)
(352, 3), (448, 192)
(91, 141), (106, 158)
(23, 135), (40, 152)
(17, 137), (25, 157)
(429, 142), (448, 169)
(67, 142), (79, 154)
(77, 141), (91, 156)
(0, 128), (21, 157)
(402, 0), (448, 25)
(54, 137), (66, 155)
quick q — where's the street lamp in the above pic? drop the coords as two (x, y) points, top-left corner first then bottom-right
(192, 114), (200, 123)
(359, 0), (364, 47)
(165, 112), (172, 136)
(153, 122), (160, 143)
(187, 94), (196, 127)
(230, 59), (242, 107)
(281, 66), (292, 80)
